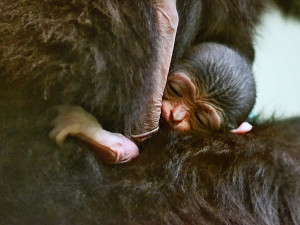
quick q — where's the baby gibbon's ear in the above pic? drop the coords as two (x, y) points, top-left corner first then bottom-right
(230, 122), (252, 134)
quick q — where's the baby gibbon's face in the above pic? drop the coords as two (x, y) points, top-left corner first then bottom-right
(161, 72), (222, 132)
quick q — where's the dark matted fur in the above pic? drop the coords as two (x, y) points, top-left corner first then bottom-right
(0, 0), (158, 134)
(271, 0), (300, 20)
(0, 119), (300, 225)
(172, 0), (267, 63)
(0, 0), (300, 224)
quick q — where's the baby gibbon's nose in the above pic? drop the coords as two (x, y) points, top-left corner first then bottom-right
(171, 104), (187, 122)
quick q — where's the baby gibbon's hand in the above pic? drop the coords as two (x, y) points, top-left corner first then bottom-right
(49, 105), (139, 164)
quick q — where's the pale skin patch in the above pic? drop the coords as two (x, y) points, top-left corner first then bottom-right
(230, 122), (253, 134)
(49, 105), (139, 164)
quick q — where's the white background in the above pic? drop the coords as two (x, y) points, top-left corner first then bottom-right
(253, 9), (300, 119)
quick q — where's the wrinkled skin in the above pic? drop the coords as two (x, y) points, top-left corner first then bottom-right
(161, 72), (223, 132)
(131, 0), (179, 140)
